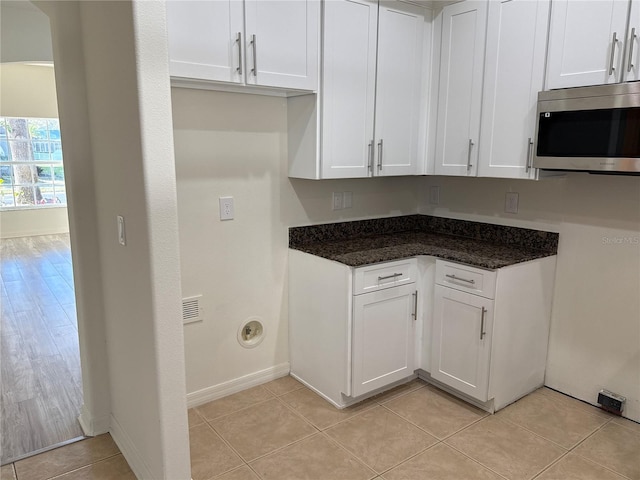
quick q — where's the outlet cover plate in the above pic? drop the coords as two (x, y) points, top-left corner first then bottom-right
(219, 196), (234, 220)
(505, 192), (519, 214)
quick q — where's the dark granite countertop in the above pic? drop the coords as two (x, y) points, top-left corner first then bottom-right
(289, 215), (558, 269)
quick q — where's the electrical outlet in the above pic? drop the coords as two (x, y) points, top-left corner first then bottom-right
(219, 196), (234, 220)
(332, 192), (343, 210)
(343, 191), (353, 209)
(429, 186), (440, 205)
(505, 192), (519, 214)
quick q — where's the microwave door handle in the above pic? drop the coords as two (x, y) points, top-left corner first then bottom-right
(609, 32), (618, 76)
(628, 28), (637, 73)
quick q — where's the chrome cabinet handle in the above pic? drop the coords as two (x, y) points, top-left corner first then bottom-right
(236, 32), (243, 75)
(412, 291), (418, 320)
(525, 137), (534, 173)
(377, 139), (383, 171)
(480, 307), (487, 340)
(378, 273), (402, 281)
(251, 34), (257, 75)
(467, 139), (474, 171)
(368, 141), (374, 173)
(445, 274), (475, 285)
(628, 28), (637, 73)
(609, 32), (618, 75)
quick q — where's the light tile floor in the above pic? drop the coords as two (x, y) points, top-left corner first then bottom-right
(3, 377), (639, 480)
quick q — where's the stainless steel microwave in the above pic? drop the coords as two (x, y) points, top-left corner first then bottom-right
(534, 82), (640, 174)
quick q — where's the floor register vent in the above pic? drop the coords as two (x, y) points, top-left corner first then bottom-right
(182, 295), (203, 324)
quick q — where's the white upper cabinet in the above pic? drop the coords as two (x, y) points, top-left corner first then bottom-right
(478, 0), (550, 179)
(626, 1), (640, 81)
(166, 0), (319, 91)
(167, 1), (244, 84)
(373, 2), (425, 176)
(321, 0), (378, 179)
(322, 0), (427, 179)
(434, 1), (487, 176)
(546, 0), (632, 89)
(244, 0), (319, 90)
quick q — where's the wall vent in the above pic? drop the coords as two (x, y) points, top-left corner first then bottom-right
(182, 295), (203, 324)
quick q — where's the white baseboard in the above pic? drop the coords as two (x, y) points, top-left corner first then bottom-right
(186, 363), (290, 408)
(110, 414), (155, 480)
(78, 404), (110, 437)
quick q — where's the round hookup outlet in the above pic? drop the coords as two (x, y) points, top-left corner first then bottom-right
(237, 317), (266, 349)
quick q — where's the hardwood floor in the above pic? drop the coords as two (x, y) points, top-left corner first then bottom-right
(1, 234), (84, 465)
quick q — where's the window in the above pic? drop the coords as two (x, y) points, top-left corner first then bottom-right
(0, 117), (67, 209)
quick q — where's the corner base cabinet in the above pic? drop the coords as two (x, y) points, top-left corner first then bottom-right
(289, 251), (417, 407)
(427, 258), (557, 411)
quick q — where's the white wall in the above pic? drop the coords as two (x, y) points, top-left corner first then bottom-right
(172, 88), (421, 397)
(0, 63), (69, 238)
(42, 1), (191, 478)
(0, 1), (53, 63)
(418, 174), (640, 422)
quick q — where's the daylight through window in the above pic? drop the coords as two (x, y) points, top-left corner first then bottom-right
(0, 117), (66, 209)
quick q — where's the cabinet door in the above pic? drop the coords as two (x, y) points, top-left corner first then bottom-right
(624, 1), (640, 81)
(374, 1), (425, 176)
(431, 285), (493, 402)
(478, 0), (549, 179)
(434, 1), (487, 176)
(352, 284), (416, 397)
(166, 0), (244, 84)
(322, 0), (378, 179)
(546, 0), (630, 89)
(244, 0), (319, 90)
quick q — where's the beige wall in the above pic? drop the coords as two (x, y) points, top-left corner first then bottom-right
(0, 2), (53, 64)
(419, 174), (640, 422)
(172, 88), (421, 396)
(0, 63), (69, 238)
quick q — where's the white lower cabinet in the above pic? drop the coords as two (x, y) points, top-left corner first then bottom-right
(289, 250), (557, 412)
(352, 283), (416, 397)
(431, 284), (494, 401)
(427, 258), (556, 411)
(289, 252), (417, 407)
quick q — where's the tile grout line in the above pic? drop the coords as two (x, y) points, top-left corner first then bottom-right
(322, 406), (439, 476)
(439, 415), (562, 480)
(204, 396), (319, 467)
(430, 440), (512, 480)
(43, 453), (125, 480)
(316, 430), (382, 479)
(566, 419), (636, 480)
(194, 387), (277, 424)
(376, 400), (488, 443)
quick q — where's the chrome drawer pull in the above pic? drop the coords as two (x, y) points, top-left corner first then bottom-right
(480, 307), (487, 339)
(251, 34), (257, 75)
(412, 291), (418, 320)
(609, 32), (618, 75)
(378, 273), (403, 281)
(236, 32), (243, 75)
(525, 137), (534, 173)
(628, 28), (637, 73)
(445, 274), (475, 285)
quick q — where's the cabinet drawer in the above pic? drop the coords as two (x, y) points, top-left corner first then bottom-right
(353, 259), (416, 295)
(435, 260), (496, 299)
